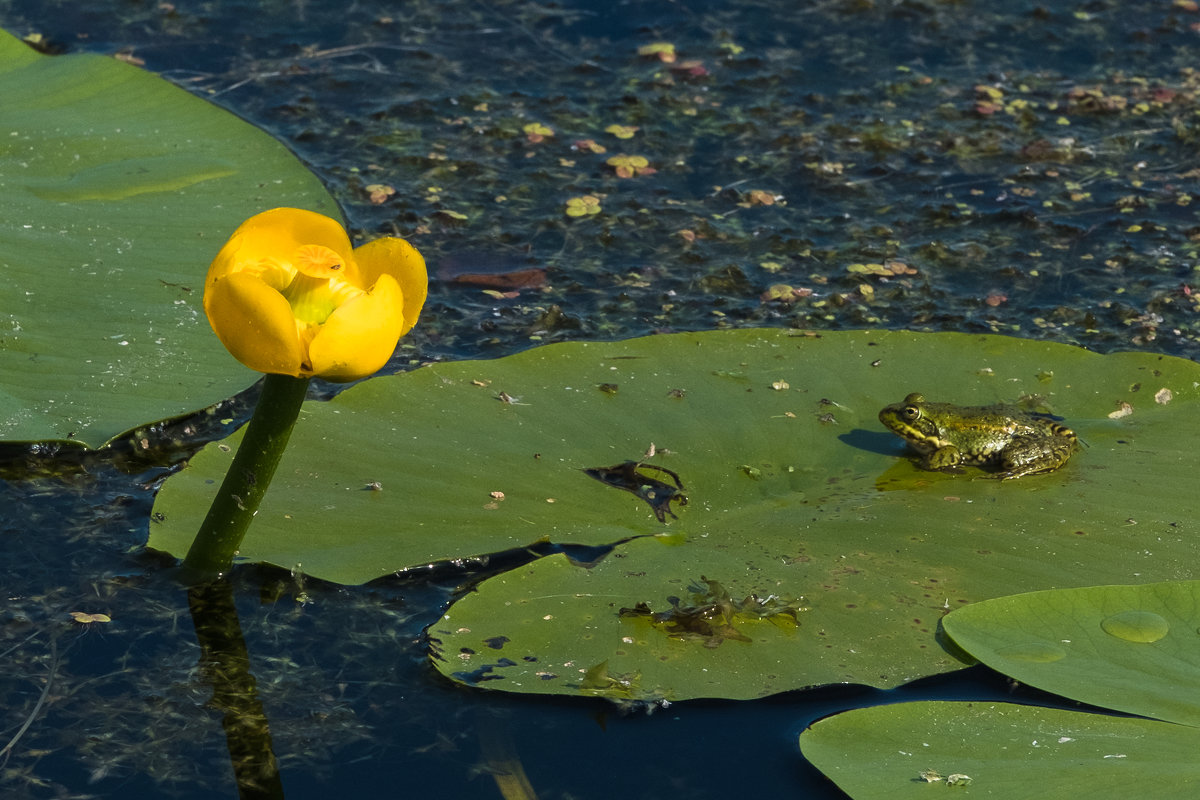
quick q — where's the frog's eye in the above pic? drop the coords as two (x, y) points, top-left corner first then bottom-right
(901, 405), (921, 421)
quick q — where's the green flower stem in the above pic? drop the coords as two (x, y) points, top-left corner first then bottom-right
(181, 373), (311, 583)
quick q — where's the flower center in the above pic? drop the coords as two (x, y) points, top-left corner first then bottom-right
(281, 245), (362, 325)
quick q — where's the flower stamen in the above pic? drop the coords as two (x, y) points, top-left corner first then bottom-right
(293, 244), (344, 278)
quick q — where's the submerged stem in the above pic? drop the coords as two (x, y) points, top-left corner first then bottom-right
(181, 373), (310, 584)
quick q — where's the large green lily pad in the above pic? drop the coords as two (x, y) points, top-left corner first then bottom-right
(800, 701), (1200, 800)
(942, 580), (1200, 727)
(150, 329), (1200, 698)
(0, 29), (338, 447)
(803, 582), (1200, 797)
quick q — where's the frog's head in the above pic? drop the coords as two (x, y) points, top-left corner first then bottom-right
(878, 392), (942, 449)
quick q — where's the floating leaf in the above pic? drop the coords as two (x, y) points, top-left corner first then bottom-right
(571, 139), (607, 154)
(845, 260), (916, 276)
(150, 329), (1200, 699)
(943, 580), (1200, 727)
(760, 284), (811, 303)
(742, 189), (779, 206)
(364, 183), (395, 204)
(636, 42), (676, 62)
(435, 251), (546, 290)
(565, 195), (602, 217)
(522, 122), (554, 143)
(0, 29), (339, 447)
(800, 701), (1200, 800)
(606, 154), (655, 178)
(604, 124), (639, 139)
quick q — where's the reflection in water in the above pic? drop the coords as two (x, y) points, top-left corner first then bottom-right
(188, 580), (284, 800)
(0, 633), (60, 769)
(476, 712), (540, 800)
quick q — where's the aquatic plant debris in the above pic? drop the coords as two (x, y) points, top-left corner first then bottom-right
(619, 576), (803, 649)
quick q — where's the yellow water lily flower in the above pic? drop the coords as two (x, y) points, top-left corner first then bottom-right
(204, 208), (427, 382)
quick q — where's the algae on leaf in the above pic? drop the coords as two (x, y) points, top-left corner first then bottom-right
(0, 29), (340, 447)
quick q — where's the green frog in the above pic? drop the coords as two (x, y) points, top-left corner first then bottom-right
(878, 392), (1076, 479)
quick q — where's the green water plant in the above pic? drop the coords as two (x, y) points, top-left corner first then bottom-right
(801, 700), (1200, 799)
(180, 208), (427, 582)
(0, 29), (341, 448)
(800, 579), (1200, 798)
(151, 329), (1200, 697)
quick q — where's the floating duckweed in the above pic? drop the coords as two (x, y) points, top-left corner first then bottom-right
(743, 189), (778, 206)
(522, 122), (554, 142)
(363, 183), (395, 204)
(607, 154), (655, 178)
(572, 138), (607, 154)
(605, 124), (639, 139)
(846, 261), (915, 276)
(565, 195), (602, 217)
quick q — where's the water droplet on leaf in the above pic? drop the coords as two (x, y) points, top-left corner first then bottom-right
(994, 641), (1066, 663)
(1100, 610), (1169, 643)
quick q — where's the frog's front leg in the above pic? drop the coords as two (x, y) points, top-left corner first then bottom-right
(997, 437), (1074, 479)
(922, 445), (964, 471)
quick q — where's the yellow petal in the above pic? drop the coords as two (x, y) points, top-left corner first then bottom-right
(204, 273), (305, 375)
(352, 237), (428, 336)
(293, 244), (346, 279)
(207, 208), (357, 285)
(307, 274), (404, 382)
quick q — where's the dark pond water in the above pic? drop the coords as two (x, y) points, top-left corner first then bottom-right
(1, 0), (1198, 797)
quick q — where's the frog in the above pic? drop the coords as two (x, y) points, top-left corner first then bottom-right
(878, 392), (1076, 479)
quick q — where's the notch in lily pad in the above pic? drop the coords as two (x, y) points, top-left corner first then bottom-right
(583, 461), (687, 522)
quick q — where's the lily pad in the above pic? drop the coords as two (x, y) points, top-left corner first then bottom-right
(150, 329), (1200, 698)
(942, 580), (1200, 727)
(0, 29), (338, 447)
(799, 701), (1200, 800)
